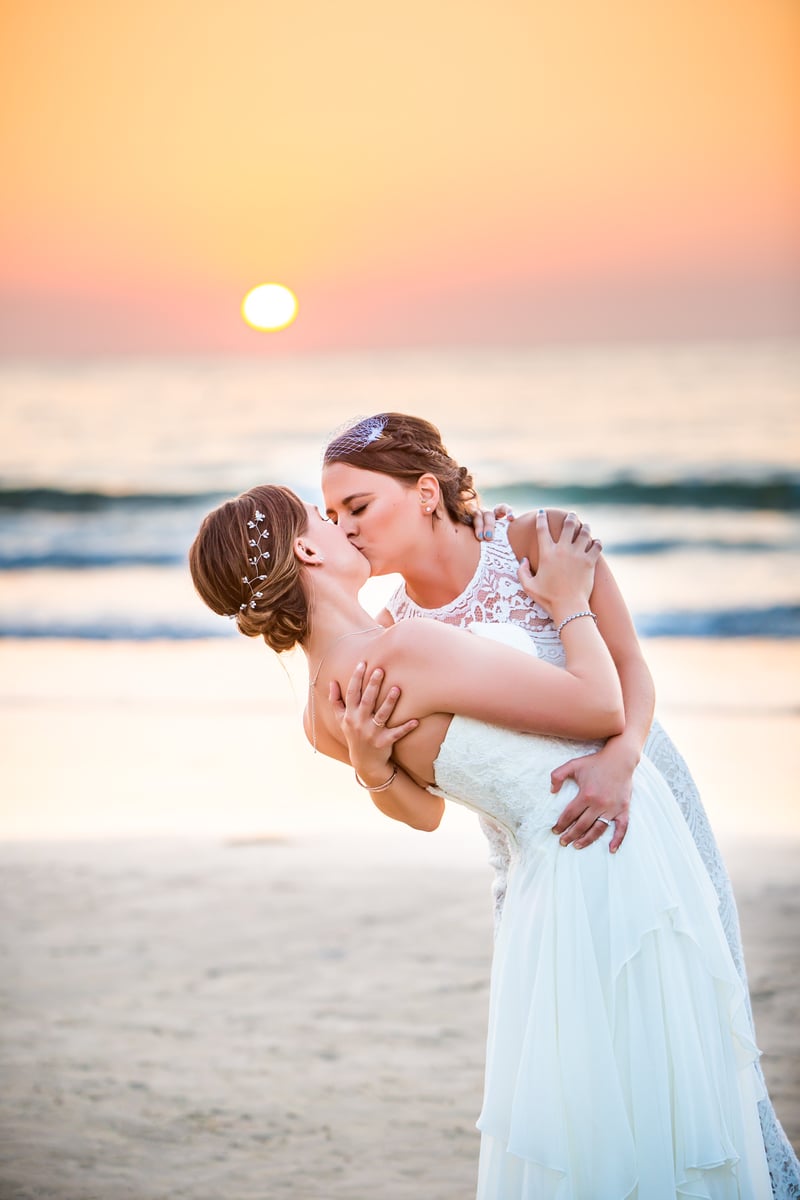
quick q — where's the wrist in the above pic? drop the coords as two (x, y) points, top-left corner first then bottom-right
(547, 595), (592, 625)
(599, 730), (642, 769)
(354, 765), (398, 792)
(555, 609), (598, 635)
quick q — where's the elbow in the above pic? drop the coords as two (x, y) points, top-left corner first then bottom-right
(606, 705), (626, 738)
(413, 797), (444, 832)
(584, 686), (625, 739)
(599, 695), (626, 738)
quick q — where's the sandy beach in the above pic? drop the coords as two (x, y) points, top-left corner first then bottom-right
(1, 637), (798, 1198)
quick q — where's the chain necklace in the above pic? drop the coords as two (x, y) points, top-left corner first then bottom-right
(308, 626), (382, 753)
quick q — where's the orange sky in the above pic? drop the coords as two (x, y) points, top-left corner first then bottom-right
(1, 0), (798, 354)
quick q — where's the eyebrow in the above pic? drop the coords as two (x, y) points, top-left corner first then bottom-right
(326, 491), (372, 513)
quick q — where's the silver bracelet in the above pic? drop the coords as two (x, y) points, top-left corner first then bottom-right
(354, 766), (398, 792)
(556, 610), (598, 635)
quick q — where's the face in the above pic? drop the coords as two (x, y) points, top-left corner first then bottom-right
(321, 462), (424, 576)
(303, 502), (371, 586)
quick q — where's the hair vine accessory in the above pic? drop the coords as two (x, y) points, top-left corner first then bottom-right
(238, 508), (271, 613)
(323, 414), (388, 461)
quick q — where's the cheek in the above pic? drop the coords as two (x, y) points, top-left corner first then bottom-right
(370, 500), (410, 542)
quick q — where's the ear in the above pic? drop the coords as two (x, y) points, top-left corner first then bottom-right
(293, 537), (325, 567)
(416, 472), (441, 513)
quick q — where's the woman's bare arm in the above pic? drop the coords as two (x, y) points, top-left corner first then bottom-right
(361, 514), (623, 744)
(509, 509), (654, 852)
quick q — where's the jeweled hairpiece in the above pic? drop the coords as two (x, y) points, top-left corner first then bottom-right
(237, 508), (271, 614)
(323, 414), (388, 461)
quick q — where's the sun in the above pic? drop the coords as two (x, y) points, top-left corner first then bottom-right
(241, 283), (298, 332)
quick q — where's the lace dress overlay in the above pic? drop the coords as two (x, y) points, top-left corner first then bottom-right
(387, 521), (799, 1198)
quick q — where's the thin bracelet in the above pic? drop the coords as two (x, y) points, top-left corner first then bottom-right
(556, 610), (598, 635)
(354, 766), (398, 792)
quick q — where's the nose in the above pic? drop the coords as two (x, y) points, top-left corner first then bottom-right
(337, 512), (359, 539)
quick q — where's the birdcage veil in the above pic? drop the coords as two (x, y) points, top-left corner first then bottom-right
(322, 414), (389, 463)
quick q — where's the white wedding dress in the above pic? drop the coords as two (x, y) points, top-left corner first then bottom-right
(388, 521), (800, 1197)
(431, 622), (771, 1199)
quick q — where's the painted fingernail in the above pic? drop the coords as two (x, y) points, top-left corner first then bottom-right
(485, 531), (493, 540)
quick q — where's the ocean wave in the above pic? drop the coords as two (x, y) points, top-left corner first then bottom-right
(0, 552), (186, 569)
(486, 475), (800, 512)
(0, 537), (789, 571)
(2, 473), (800, 513)
(635, 605), (800, 639)
(0, 487), (224, 513)
(2, 605), (798, 641)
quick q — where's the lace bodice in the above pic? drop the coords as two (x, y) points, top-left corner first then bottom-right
(386, 521), (567, 666)
(431, 627), (602, 849)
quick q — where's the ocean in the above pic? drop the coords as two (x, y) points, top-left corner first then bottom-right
(1, 340), (798, 642)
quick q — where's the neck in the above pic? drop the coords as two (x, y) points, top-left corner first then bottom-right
(402, 519), (481, 609)
(301, 590), (379, 674)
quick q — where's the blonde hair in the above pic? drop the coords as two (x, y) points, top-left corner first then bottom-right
(189, 484), (310, 652)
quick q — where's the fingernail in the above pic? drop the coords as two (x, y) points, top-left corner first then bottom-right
(560, 838), (568, 846)
(538, 508), (545, 515)
(485, 531), (493, 540)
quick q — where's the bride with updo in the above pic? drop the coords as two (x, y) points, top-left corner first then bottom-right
(190, 482), (788, 1199)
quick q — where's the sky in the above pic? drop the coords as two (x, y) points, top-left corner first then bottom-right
(1, 0), (798, 355)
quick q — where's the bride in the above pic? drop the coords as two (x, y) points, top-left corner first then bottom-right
(190, 483), (778, 1199)
(320, 411), (799, 1197)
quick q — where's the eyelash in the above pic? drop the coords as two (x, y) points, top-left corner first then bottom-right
(350, 505), (366, 516)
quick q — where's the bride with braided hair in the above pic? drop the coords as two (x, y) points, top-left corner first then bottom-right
(320, 411), (800, 1200)
(190, 482), (780, 1199)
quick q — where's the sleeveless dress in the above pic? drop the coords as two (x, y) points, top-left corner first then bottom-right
(387, 521), (800, 1197)
(430, 623), (771, 1199)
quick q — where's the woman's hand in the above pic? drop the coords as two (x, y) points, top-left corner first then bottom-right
(471, 503), (515, 541)
(550, 742), (635, 853)
(329, 663), (419, 787)
(518, 511), (601, 623)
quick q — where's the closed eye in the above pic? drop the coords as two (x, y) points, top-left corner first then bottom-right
(350, 504), (367, 516)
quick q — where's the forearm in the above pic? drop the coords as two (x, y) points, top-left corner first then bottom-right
(606, 653), (655, 765)
(356, 763), (444, 831)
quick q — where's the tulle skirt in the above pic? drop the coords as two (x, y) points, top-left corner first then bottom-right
(476, 756), (773, 1200)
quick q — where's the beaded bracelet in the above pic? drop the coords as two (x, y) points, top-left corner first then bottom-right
(556, 610), (598, 635)
(354, 766), (398, 792)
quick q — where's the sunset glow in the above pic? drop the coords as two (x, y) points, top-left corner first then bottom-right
(0, 0), (797, 354)
(241, 284), (298, 332)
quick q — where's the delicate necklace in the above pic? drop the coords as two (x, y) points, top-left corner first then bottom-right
(308, 626), (381, 752)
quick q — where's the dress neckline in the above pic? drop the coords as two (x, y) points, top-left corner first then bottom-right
(400, 534), (491, 617)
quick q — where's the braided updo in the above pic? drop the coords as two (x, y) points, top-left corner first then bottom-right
(323, 413), (478, 525)
(189, 485), (311, 653)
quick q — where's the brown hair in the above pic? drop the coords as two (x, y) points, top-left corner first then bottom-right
(323, 413), (478, 525)
(189, 484), (310, 652)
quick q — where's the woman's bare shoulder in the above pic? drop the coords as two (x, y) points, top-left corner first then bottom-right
(375, 616), (464, 661)
(507, 508), (569, 567)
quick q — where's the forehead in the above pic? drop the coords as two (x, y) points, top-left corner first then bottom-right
(321, 461), (408, 501)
